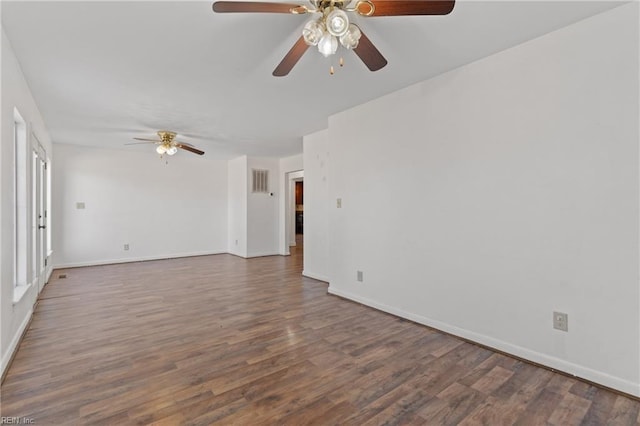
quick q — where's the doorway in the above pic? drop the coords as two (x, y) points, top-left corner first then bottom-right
(31, 135), (48, 293)
(295, 181), (303, 236)
(284, 170), (303, 254)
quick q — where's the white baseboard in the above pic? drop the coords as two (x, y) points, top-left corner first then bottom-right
(302, 270), (329, 283)
(328, 287), (640, 398)
(1, 308), (33, 379)
(53, 250), (227, 269)
(246, 251), (281, 258)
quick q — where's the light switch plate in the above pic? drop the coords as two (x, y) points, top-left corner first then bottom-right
(337, 198), (342, 208)
(76, 202), (85, 209)
(553, 311), (568, 332)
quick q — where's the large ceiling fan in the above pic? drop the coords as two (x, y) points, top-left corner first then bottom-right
(127, 131), (205, 156)
(212, 0), (455, 76)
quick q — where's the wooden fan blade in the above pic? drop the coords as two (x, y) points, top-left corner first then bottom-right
(353, 31), (387, 72)
(358, 0), (455, 16)
(212, 1), (304, 14)
(273, 36), (309, 77)
(177, 144), (205, 156)
(133, 137), (160, 142)
(125, 141), (157, 145)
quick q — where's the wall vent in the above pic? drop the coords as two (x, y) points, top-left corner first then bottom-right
(252, 169), (269, 193)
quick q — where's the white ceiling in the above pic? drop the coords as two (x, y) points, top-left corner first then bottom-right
(2, 0), (623, 159)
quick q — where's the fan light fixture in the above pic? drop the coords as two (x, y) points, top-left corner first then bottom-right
(128, 130), (205, 159)
(156, 143), (178, 156)
(302, 9), (362, 52)
(299, 1), (372, 72)
(212, 0), (456, 77)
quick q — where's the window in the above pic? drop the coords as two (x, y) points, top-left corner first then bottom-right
(13, 108), (28, 299)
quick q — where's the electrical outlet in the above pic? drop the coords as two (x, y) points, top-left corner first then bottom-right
(337, 198), (342, 208)
(235, 239), (238, 245)
(124, 244), (129, 251)
(357, 271), (363, 282)
(553, 311), (568, 332)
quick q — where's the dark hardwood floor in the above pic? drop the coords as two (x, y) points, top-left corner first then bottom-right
(2, 240), (639, 425)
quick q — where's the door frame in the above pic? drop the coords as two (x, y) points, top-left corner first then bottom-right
(284, 170), (303, 254)
(31, 133), (47, 293)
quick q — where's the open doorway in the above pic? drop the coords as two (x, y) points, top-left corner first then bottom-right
(285, 170), (303, 254)
(295, 181), (303, 236)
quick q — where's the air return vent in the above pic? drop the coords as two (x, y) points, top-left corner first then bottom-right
(252, 169), (269, 193)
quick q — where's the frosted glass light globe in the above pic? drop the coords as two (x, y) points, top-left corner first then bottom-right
(156, 145), (167, 154)
(166, 146), (178, 156)
(326, 9), (349, 37)
(302, 19), (324, 46)
(318, 33), (338, 57)
(339, 24), (361, 49)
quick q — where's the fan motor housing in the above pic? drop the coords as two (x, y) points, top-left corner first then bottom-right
(316, 0), (346, 10)
(158, 130), (177, 142)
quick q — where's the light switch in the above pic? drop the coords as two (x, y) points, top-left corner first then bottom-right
(337, 198), (342, 208)
(76, 202), (85, 209)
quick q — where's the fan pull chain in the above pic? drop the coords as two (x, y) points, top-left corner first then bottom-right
(330, 57), (345, 75)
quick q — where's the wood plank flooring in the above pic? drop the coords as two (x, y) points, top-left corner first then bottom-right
(2, 241), (639, 425)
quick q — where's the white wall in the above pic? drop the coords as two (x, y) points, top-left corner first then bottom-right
(321, 4), (639, 396)
(228, 155), (248, 257)
(302, 130), (329, 282)
(278, 154), (303, 255)
(1, 29), (54, 376)
(247, 157), (280, 257)
(227, 155), (285, 258)
(53, 144), (228, 267)
(280, 154), (303, 177)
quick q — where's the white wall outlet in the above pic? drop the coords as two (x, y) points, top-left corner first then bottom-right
(337, 198), (342, 208)
(235, 239), (238, 246)
(76, 202), (85, 209)
(124, 244), (129, 251)
(553, 311), (568, 332)
(357, 271), (363, 282)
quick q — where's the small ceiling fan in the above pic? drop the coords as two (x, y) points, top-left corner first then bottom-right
(212, 0), (455, 76)
(126, 130), (205, 156)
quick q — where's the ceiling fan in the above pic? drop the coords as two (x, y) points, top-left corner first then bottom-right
(126, 131), (205, 156)
(212, 0), (455, 76)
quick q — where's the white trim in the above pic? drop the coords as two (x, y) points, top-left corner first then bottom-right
(1, 308), (33, 378)
(328, 286), (640, 398)
(302, 270), (329, 283)
(227, 250), (248, 259)
(228, 251), (286, 259)
(12, 283), (32, 304)
(245, 251), (281, 258)
(53, 250), (227, 269)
